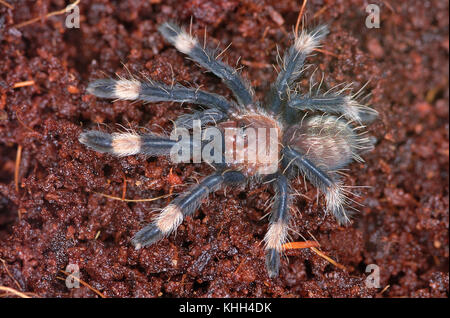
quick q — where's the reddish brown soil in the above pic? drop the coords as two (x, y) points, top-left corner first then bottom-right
(0, 0), (448, 297)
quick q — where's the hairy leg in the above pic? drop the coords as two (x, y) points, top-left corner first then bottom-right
(283, 147), (352, 225)
(288, 93), (378, 123)
(268, 25), (328, 114)
(87, 79), (236, 114)
(158, 22), (255, 108)
(131, 170), (245, 248)
(79, 130), (177, 157)
(264, 174), (291, 278)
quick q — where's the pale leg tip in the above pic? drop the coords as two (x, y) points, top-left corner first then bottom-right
(134, 243), (142, 250)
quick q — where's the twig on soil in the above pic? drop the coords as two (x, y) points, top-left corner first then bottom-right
(314, 48), (340, 59)
(0, 286), (31, 298)
(290, 232), (347, 270)
(60, 270), (107, 298)
(313, 3), (331, 19)
(14, 144), (22, 193)
(13, 0), (80, 29)
(282, 241), (320, 250)
(378, 284), (390, 295)
(0, 0), (13, 10)
(13, 80), (35, 88)
(233, 258), (246, 276)
(261, 26), (270, 41)
(0, 258), (21, 290)
(121, 175), (127, 200)
(94, 191), (172, 202)
(16, 112), (39, 134)
(295, 0), (308, 36)
(310, 247), (347, 271)
(282, 241), (346, 270)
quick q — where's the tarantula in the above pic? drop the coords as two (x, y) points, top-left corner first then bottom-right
(79, 22), (378, 278)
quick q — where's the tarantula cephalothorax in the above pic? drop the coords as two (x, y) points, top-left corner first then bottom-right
(79, 22), (378, 278)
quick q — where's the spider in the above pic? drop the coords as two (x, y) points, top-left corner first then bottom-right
(79, 22), (378, 278)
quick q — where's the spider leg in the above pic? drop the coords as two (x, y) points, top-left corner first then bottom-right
(158, 22), (254, 108)
(268, 25), (328, 114)
(79, 129), (227, 171)
(79, 130), (177, 157)
(283, 147), (351, 225)
(288, 93), (378, 124)
(131, 170), (246, 249)
(264, 174), (290, 278)
(87, 79), (236, 114)
(174, 108), (226, 129)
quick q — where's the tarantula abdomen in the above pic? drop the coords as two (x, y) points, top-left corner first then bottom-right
(284, 115), (375, 172)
